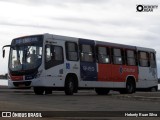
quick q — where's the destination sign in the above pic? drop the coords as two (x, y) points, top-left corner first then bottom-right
(15, 37), (39, 45)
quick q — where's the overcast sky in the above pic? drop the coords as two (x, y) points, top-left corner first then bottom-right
(0, 0), (160, 77)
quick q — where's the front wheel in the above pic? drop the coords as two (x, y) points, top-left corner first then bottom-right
(34, 87), (44, 95)
(45, 87), (52, 95)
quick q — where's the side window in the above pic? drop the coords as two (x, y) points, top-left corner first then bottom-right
(45, 45), (64, 69)
(138, 51), (149, 67)
(150, 52), (156, 68)
(97, 46), (110, 64)
(112, 48), (123, 65)
(80, 44), (94, 62)
(54, 46), (63, 60)
(126, 50), (137, 66)
(66, 42), (78, 61)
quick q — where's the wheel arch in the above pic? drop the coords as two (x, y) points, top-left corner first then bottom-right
(126, 75), (137, 92)
(126, 75), (136, 88)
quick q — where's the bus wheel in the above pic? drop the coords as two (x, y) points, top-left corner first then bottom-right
(119, 80), (135, 94)
(95, 88), (110, 95)
(150, 86), (158, 92)
(34, 87), (44, 95)
(45, 87), (52, 95)
(126, 80), (135, 94)
(65, 77), (74, 95)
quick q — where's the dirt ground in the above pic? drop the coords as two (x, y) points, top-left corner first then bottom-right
(0, 88), (160, 120)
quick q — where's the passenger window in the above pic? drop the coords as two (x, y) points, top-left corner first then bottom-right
(54, 46), (63, 60)
(150, 52), (156, 68)
(45, 45), (64, 69)
(138, 51), (149, 67)
(80, 44), (94, 62)
(126, 50), (137, 66)
(97, 46), (110, 64)
(112, 48), (123, 65)
(66, 42), (78, 61)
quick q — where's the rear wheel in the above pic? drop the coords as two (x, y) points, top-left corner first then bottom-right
(150, 86), (158, 92)
(95, 88), (110, 95)
(120, 79), (136, 94)
(34, 87), (45, 95)
(126, 81), (135, 94)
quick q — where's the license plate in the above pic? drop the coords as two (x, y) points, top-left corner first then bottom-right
(18, 84), (25, 87)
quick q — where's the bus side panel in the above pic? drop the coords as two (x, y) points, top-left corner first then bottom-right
(79, 39), (97, 81)
(111, 65), (138, 82)
(111, 65), (124, 82)
(80, 62), (97, 81)
(98, 64), (138, 83)
(121, 65), (138, 82)
(137, 47), (158, 88)
(98, 64), (112, 81)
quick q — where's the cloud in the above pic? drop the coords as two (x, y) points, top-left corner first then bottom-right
(0, 0), (110, 6)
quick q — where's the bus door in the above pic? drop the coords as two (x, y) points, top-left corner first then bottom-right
(45, 39), (65, 85)
(79, 39), (97, 81)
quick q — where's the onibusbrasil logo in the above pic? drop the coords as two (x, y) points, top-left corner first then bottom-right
(136, 4), (158, 12)
(1, 112), (42, 118)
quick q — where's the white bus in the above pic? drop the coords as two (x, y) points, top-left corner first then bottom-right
(2, 33), (158, 95)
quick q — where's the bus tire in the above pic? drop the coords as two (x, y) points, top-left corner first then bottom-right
(65, 77), (74, 95)
(150, 86), (158, 92)
(95, 88), (110, 95)
(126, 79), (135, 94)
(119, 79), (135, 94)
(45, 87), (52, 95)
(34, 87), (44, 95)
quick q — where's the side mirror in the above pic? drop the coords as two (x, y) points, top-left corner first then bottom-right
(3, 49), (5, 58)
(2, 45), (11, 58)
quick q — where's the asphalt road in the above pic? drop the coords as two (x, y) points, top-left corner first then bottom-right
(0, 88), (160, 120)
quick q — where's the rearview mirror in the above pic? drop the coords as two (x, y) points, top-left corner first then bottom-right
(3, 49), (5, 58)
(2, 45), (11, 58)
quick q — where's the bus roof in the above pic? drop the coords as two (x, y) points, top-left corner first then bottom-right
(14, 33), (156, 52)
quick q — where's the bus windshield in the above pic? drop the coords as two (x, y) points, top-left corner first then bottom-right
(9, 36), (43, 72)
